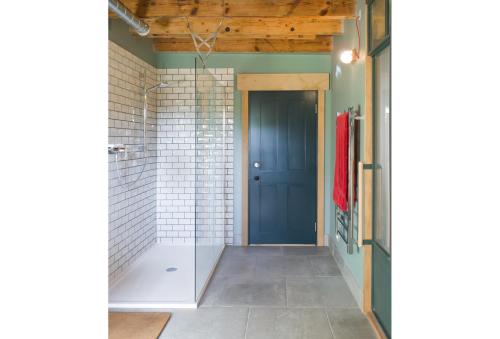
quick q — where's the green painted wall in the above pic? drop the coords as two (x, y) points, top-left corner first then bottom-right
(156, 53), (333, 244)
(109, 12), (367, 292)
(108, 19), (156, 66)
(328, 0), (367, 290)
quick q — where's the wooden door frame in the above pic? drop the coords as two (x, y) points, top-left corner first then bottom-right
(237, 73), (329, 246)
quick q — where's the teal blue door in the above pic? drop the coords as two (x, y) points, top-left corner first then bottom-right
(249, 91), (317, 244)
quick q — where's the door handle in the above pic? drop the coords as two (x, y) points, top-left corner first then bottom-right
(358, 162), (378, 247)
(358, 161), (364, 248)
(254, 176), (260, 181)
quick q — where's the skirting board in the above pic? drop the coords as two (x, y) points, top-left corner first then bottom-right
(329, 235), (363, 309)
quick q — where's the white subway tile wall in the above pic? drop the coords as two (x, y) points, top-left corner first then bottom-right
(195, 68), (233, 247)
(108, 42), (235, 284)
(156, 68), (234, 245)
(108, 41), (158, 285)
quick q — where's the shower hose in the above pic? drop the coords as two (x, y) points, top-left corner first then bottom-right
(113, 89), (149, 188)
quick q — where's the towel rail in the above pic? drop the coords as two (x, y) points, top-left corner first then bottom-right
(335, 105), (361, 254)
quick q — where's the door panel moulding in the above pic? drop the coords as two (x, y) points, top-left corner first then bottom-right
(237, 73), (329, 246)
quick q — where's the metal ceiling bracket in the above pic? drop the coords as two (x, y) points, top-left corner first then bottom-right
(186, 17), (224, 68)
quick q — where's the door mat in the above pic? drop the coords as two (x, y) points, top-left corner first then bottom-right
(109, 312), (171, 339)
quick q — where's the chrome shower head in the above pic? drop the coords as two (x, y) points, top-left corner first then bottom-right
(146, 82), (171, 92)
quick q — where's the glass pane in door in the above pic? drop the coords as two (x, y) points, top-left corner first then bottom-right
(370, 0), (387, 49)
(373, 46), (391, 254)
(372, 45), (391, 337)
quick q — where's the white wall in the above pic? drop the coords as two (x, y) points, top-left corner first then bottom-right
(108, 42), (235, 284)
(108, 41), (158, 284)
(155, 68), (234, 245)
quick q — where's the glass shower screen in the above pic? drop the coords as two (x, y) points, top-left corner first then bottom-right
(194, 58), (227, 300)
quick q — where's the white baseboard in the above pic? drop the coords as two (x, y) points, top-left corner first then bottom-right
(323, 236), (329, 247)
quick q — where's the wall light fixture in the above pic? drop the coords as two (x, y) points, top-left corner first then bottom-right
(339, 16), (361, 64)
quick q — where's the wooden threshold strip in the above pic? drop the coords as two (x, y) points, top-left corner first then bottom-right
(366, 311), (388, 339)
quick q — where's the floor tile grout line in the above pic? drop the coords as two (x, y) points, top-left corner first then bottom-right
(324, 307), (337, 339)
(284, 277), (288, 308)
(243, 307), (251, 339)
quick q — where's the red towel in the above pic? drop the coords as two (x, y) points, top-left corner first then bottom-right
(333, 112), (349, 211)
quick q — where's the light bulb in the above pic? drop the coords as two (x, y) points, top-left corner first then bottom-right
(340, 50), (353, 63)
(340, 49), (358, 64)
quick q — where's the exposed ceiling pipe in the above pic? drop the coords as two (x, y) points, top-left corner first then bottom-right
(108, 0), (150, 37)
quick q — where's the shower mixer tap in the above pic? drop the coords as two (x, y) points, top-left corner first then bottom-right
(108, 144), (127, 154)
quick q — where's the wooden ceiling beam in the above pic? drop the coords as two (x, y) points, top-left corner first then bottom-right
(153, 36), (333, 53)
(117, 0), (355, 18)
(148, 33), (319, 40)
(144, 17), (343, 37)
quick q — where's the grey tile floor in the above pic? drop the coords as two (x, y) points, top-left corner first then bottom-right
(159, 246), (376, 339)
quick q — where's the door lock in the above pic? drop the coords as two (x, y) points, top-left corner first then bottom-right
(253, 161), (261, 168)
(254, 176), (260, 181)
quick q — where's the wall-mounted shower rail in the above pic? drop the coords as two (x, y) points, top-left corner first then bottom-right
(108, 0), (150, 36)
(335, 105), (361, 254)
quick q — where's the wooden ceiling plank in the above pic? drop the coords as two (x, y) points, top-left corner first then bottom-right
(117, 0), (355, 18)
(149, 33), (319, 40)
(145, 17), (343, 37)
(153, 36), (333, 53)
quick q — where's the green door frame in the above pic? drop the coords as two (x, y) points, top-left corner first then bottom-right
(366, 0), (391, 337)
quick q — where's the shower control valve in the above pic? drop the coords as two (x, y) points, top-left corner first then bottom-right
(108, 144), (127, 154)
